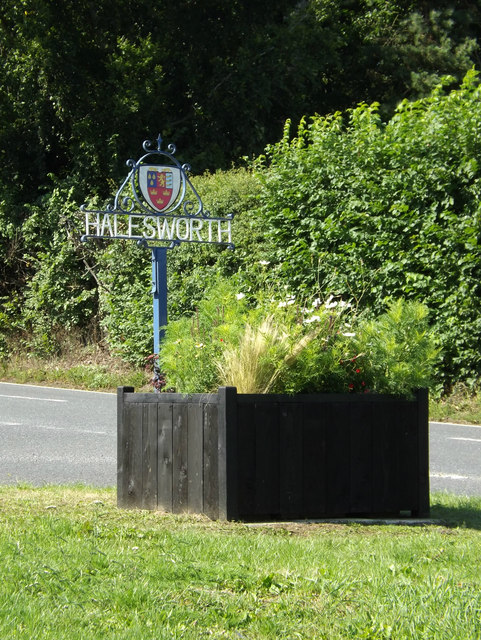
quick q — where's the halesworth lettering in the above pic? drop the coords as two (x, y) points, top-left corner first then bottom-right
(84, 211), (232, 245)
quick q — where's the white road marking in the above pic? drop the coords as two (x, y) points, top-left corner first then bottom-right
(36, 425), (108, 435)
(8, 425), (106, 436)
(430, 472), (469, 480)
(431, 422), (481, 429)
(0, 394), (67, 403)
(447, 437), (481, 443)
(0, 422), (107, 435)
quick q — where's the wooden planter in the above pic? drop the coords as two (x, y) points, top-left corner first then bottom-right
(117, 386), (429, 520)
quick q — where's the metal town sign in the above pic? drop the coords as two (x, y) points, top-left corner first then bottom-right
(81, 134), (234, 357)
(81, 134), (234, 248)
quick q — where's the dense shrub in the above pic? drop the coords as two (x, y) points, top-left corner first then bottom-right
(252, 70), (481, 389)
(17, 182), (98, 356)
(166, 168), (262, 319)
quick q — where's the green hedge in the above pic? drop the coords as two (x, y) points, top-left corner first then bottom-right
(252, 70), (481, 389)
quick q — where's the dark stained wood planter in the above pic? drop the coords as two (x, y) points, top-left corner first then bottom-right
(117, 386), (429, 520)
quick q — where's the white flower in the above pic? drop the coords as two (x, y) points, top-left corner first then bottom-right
(312, 298), (322, 309)
(236, 293), (246, 300)
(304, 315), (321, 324)
(342, 332), (356, 337)
(325, 300), (338, 309)
(279, 296), (295, 308)
(259, 260), (270, 266)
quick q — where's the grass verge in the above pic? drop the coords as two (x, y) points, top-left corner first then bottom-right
(0, 349), (152, 392)
(429, 383), (481, 425)
(0, 486), (480, 639)
(2, 348), (481, 423)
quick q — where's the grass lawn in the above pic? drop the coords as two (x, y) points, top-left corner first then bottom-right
(0, 486), (480, 639)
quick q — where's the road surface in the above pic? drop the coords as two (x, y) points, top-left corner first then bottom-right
(0, 382), (480, 495)
(429, 421), (481, 496)
(0, 382), (116, 486)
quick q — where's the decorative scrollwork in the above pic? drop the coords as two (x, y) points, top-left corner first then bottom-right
(121, 196), (135, 212)
(183, 200), (201, 217)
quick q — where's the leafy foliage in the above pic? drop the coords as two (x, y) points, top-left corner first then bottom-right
(1, 0), (479, 201)
(159, 278), (249, 393)
(1, 3), (481, 389)
(96, 242), (152, 366)
(2, 180), (99, 356)
(253, 70), (481, 388)
(167, 168), (262, 320)
(350, 300), (439, 397)
(160, 280), (437, 397)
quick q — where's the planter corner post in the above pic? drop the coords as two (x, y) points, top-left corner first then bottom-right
(217, 386), (239, 521)
(117, 386), (135, 508)
(416, 388), (430, 517)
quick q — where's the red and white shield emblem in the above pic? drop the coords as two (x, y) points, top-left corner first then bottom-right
(139, 165), (181, 212)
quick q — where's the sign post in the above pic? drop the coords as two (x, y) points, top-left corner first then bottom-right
(81, 134), (234, 372)
(151, 246), (168, 355)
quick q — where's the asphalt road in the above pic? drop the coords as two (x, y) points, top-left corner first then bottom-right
(0, 382), (116, 486)
(1, 382), (480, 496)
(429, 421), (481, 496)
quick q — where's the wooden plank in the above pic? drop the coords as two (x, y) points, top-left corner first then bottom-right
(255, 400), (280, 518)
(395, 400), (418, 512)
(123, 392), (218, 404)
(302, 401), (327, 517)
(349, 400), (374, 514)
(117, 387), (134, 507)
(187, 402), (204, 513)
(391, 399), (410, 515)
(173, 403), (189, 512)
(237, 402), (256, 518)
(371, 401), (399, 514)
(141, 402), (158, 510)
(326, 402), (351, 516)
(203, 402), (219, 520)
(122, 402), (143, 508)
(279, 402), (303, 519)
(157, 403), (173, 512)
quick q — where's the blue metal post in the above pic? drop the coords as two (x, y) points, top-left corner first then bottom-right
(151, 247), (168, 355)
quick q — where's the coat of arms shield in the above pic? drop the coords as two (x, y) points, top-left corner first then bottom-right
(139, 165), (181, 212)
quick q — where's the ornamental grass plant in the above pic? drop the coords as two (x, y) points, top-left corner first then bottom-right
(215, 315), (291, 394)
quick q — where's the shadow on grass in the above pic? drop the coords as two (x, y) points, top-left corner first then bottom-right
(430, 493), (481, 530)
